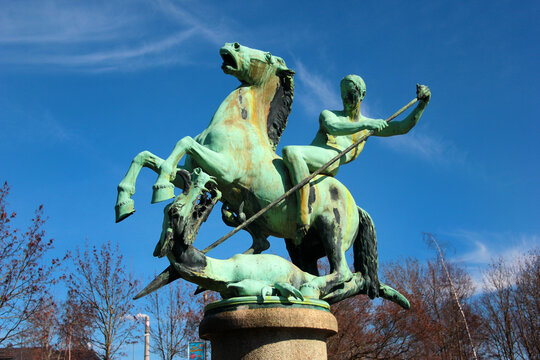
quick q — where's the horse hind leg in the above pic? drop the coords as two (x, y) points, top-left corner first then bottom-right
(302, 212), (355, 297)
(321, 207), (379, 304)
(285, 237), (322, 277)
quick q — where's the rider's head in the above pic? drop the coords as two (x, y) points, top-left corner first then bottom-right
(340, 75), (366, 109)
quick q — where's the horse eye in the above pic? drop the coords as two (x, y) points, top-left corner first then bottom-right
(234, 42), (240, 50)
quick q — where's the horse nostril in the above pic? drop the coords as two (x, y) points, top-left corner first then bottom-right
(234, 42), (240, 50)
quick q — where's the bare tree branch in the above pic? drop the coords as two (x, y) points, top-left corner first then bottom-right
(67, 241), (138, 360)
(0, 182), (62, 345)
(424, 233), (479, 360)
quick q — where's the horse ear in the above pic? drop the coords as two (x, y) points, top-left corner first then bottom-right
(274, 56), (294, 76)
(277, 68), (295, 77)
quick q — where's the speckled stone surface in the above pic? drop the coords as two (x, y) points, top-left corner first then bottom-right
(199, 305), (338, 360)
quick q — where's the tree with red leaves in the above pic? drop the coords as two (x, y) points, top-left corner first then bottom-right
(58, 289), (95, 360)
(23, 295), (59, 360)
(0, 182), (61, 345)
(381, 257), (484, 359)
(327, 256), (484, 359)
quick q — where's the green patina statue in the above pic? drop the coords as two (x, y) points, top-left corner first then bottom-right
(115, 43), (430, 309)
(283, 75), (430, 242)
(133, 168), (409, 308)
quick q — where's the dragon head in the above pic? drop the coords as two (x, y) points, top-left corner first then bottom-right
(154, 168), (221, 259)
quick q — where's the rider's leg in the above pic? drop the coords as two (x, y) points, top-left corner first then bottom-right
(153, 136), (233, 203)
(116, 151), (164, 222)
(282, 146), (312, 241)
(282, 146), (338, 243)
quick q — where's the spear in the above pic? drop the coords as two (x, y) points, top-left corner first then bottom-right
(202, 96), (419, 254)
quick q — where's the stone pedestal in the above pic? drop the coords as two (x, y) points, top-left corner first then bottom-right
(199, 296), (337, 360)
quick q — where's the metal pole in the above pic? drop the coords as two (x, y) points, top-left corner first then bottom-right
(144, 316), (150, 360)
(126, 340), (137, 360)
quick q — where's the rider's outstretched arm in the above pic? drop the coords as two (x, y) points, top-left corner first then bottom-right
(320, 110), (388, 135)
(373, 85), (431, 137)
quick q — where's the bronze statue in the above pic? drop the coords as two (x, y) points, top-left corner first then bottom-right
(115, 43), (430, 308)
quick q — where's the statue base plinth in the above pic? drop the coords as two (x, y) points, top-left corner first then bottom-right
(199, 296), (337, 360)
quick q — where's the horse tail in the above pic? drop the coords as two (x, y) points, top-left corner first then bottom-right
(353, 207), (380, 299)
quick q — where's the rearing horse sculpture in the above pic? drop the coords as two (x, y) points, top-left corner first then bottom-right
(115, 43), (381, 301)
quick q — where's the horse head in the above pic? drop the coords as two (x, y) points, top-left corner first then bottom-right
(220, 42), (292, 85)
(220, 42), (295, 149)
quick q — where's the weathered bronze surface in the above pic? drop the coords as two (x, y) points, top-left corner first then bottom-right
(116, 43), (430, 308)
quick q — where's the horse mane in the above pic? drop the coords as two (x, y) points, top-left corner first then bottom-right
(267, 68), (295, 150)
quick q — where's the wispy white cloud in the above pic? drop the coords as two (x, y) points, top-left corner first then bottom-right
(441, 229), (539, 291)
(382, 131), (468, 166)
(34, 29), (198, 69)
(0, 0), (234, 71)
(0, 2), (136, 44)
(450, 230), (539, 265)
(154, 0), (232, 46)
(294, 60), (341, 117)
(294, 60), (379, 119)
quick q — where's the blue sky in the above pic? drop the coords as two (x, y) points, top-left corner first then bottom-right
(1, 0), (538, 325)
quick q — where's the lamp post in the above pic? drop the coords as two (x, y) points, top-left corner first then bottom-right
(126, 340), (137, 360)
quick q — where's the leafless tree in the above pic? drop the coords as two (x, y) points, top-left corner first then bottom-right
(513, 249), (539, 359)
(480, 249), (539, 359)
(424, 232), (479, 359)
(0, 182), (62, 345)
(67, 241), (139, 360)
(479, 256), (518, 359)
(145, 281), (203, 360)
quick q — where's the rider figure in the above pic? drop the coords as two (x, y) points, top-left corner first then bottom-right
(282, 75), (431, 243)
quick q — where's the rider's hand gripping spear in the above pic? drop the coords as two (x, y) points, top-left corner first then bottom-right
(202, 92), (424, 254)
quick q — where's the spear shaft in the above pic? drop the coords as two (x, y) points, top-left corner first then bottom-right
(202, 97), (419, 254)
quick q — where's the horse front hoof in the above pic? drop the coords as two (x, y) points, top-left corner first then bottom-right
(152, 182), (175, 203)
(115, 199), (135, 223)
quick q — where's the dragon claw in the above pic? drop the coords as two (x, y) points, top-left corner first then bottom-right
(261, 286), (273, 297)
(274, 283), (304, 301)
